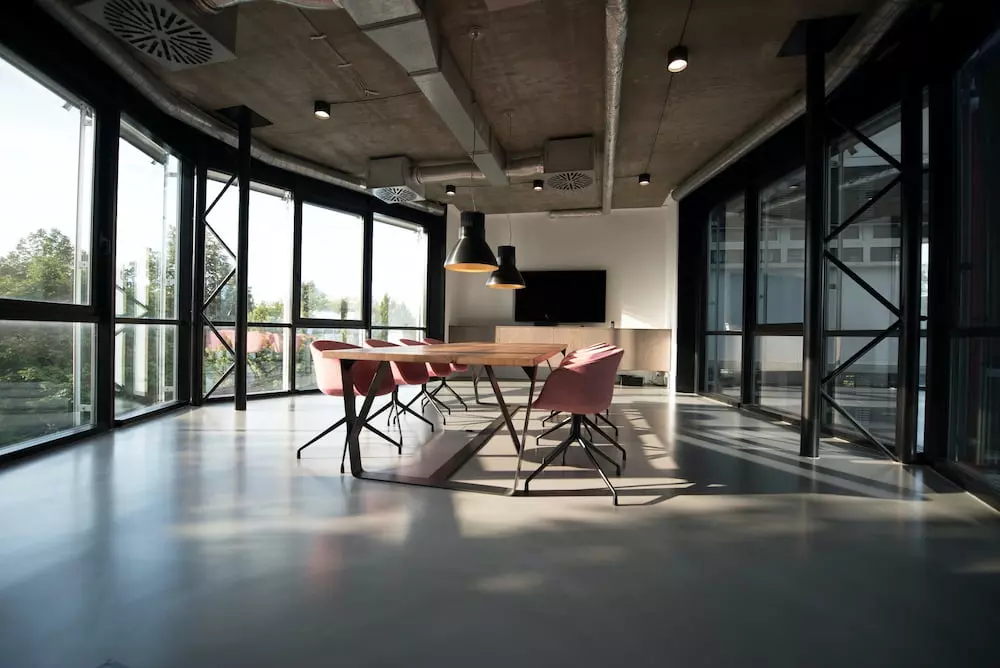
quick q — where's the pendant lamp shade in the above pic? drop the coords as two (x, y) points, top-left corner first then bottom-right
(486, 245), (525, 289)
(444, 211), (498, 272)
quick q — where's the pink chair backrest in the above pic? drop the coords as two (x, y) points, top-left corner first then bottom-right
(423, 337), (444, 344)
(400, 338), (453, 377)
(536, 346), (624, 415)
(365, 339), (430, 385)
(560, 342), (615, 366)
(310, 340), (395, 397)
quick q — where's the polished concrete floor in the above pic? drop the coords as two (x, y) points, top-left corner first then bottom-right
(1, 385), (999, 668)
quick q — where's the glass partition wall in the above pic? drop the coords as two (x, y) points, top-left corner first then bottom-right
(196, 177), (437, 403)
(700, 99), (929, 459)
(0, 45), (443, 457)
(0, 53), (96, 453)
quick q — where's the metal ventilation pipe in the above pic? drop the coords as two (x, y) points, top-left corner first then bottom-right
(602, 0), (628, 214)
(413, 156), (544, 185)
(36, 0), (445, 216)
(191, 0), (341, 12)
(670, 0), (912, 202)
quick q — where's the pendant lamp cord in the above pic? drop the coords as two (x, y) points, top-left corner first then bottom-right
(506, 111), (513, 244)
(469, 31), (478, 212)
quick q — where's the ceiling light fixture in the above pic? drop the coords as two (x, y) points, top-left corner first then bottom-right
(638, 173), (651, 186)
(445, 211), (498, 272)
(445, 28), (497, 273)
(446, 184), (457, 196)
(313, 100), (331, 120)
(667, 45), (689, 73)
(533, 179), (544, 191)
(486, 245), (526, 289)
(488, 111), (526, 289)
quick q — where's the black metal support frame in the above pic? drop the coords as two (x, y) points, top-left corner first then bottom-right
(524, 414), (623, 506)
(331, 360), (541, 496)
(799, 23), (827, 458)
(427, 377), (469, 411)
(234, 107), (251, 411)
(893, 42), (925, 464)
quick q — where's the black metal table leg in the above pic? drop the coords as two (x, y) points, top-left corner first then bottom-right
(341, 360), (391, 478)
(511, 365), (538, 494)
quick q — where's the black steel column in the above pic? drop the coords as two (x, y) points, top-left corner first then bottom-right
(176, 159), (195, 405)
(923, 77), (955, 462)
(289, 196), (303, 392)
(676, 196), (708, 393)
(895, 49), (925, 463)
(191, 165), (207, 405)
(741, 184), (760, 404)
(234, 107), (252, 410)
(92, 105), (120, 430)
(799, 23), (827, 458)
(362, 211), (374, 335)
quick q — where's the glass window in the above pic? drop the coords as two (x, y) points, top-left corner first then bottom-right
(760, 249), (781, 264)
(371, 216), (427, 328)
(248, 185), (293, 324)
(116, 122), (180, 319)
(203, 326), (235, 398)
(759, 169), (806, 324)
(115, 324), (176, 417)
(827, 108), (903, 333)
(368, 328), (426, 343)
(706, 194), (744, 332)
(755, 335), (803, 417)
(0, 56), (93, 305)
(0, 321), (94, 452)
(704, 335), (741, 399)
(114, 121), (181, 418)
(295, 328), (366, 390)
(842, 247), (864, 263)
(826, 336), (898, 444)
(787, 248), (805, 262)
(247, 326), (288, 394)
(950, 28), (1000, 492)
(203, 174), (239, 324)
(300, 204), (364, 320)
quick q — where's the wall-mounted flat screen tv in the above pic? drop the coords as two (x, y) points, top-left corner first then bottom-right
(514, 270), (607, 324)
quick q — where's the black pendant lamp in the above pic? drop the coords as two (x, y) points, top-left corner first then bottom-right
(444, 211), (498, 272)
(486, 245), (525, 289)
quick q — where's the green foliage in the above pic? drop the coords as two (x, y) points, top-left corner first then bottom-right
(0, 229), (90, 446)
(376, 293), (390, 327)
(0, 228), (76, 302)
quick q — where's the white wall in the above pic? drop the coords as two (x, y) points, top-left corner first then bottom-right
(446, 204), (678, 335)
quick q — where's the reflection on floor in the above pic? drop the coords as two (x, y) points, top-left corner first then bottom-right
(1, 385), (998, 668)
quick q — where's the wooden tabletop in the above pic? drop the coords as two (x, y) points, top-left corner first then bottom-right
(320, 342), (566, 367)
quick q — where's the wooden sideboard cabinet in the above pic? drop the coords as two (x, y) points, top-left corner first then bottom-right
(449, 325), (671, 373)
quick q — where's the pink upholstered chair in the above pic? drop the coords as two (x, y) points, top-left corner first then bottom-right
(298, 341), (401, 473)
(364, 339), (439, 431)
(539, 342), (620, 439)
(400, 338), (466, 413)
(524, 346), (626, 505)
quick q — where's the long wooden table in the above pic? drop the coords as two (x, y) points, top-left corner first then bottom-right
(319, 342), (566, 494)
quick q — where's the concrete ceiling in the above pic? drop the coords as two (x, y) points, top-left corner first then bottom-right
(129, 0), (883, 213)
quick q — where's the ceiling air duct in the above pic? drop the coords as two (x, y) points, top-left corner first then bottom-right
(77, 0), (237, 70)
(368, 157), (426, 204)
(543, 137), (596, 192)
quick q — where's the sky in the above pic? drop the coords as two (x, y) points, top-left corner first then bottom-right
(1, 55), (427, 327)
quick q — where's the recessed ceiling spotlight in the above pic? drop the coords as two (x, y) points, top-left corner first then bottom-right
(533, 179), (544, 191)
(638, 173), (651, 186)
(790, 183), (800, 190)
(313, 100), (331, 120)
(446, 184), (457, 196)
(667, 45), (689, 73)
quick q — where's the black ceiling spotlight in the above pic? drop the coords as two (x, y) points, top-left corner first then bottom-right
(486, 245), (526, 289)
(638, 173), (651, 186)
(445, 184), (457, 196)
(444, 211), (498, 273)
(533, 179), (544, 191)
(667, 45), (689, 73)
(313, 100), (331, 120)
